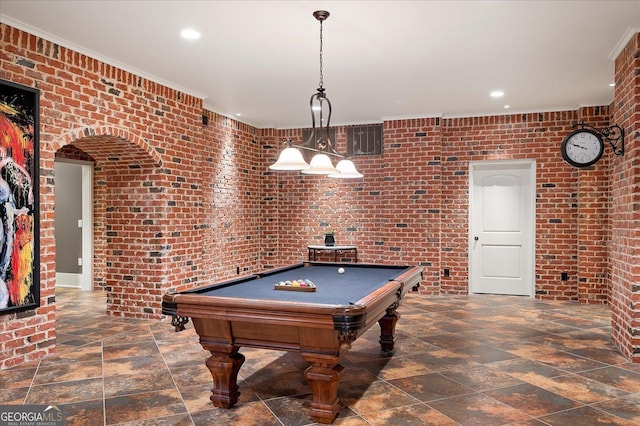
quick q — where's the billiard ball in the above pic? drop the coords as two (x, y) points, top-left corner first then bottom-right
(338, 267), (345, 274)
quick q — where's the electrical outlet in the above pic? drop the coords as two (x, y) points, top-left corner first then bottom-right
(443, 268), (450, 277)
(561, 272), (569, 281)
(77, 258), (83, 266)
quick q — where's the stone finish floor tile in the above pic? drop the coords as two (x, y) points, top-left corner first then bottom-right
(568, 345), (631, 365)
(263, 393), (357, 425)
(115, 413), (194, 426)
(487, 357), (566, 381)
(243, 368), (311, 399)
(528, 373), (630, 404)
(389, 372), (474, 401)
(0, 386), (29, 404)
(579, 366), (640, 393)
(485, 383), (581, 416)
(31, 360), (103, 385)
(539, 405), (639, 426)
(104, 388), (187, 424)
(190, 401), (283, 426)
(438, 364), (524, 391)
(339, 380), (420, 414)
(361, 403), (459, 425)
(57, 399), (104, 426)
(0, 366), (37, 389)
(103, 370), (176, 397)
(102, 341), (160, 361)
(102, 354), (165, 376)
(352, 355), (432, 380)
(3, 288), (637, 425)
(449, 344), (520, 364)
(38, 342), (103, 367)
(25, 377), (104, 405)
(593, 392), (640, 424)
(427, 392), (531, 426)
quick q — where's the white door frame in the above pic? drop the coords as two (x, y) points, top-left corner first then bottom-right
(79, 162), (93, 290)
(468, 159), (536, 297)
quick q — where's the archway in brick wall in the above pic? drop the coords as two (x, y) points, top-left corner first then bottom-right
(53, 128), (169, 319)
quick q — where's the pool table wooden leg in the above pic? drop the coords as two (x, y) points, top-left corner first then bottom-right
(302, 354), (344, 424)
(205, 347), (245, 409)
(378, 309), (400, 353)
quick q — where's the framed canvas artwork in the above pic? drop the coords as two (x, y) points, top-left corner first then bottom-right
(0, 79), (40, 315)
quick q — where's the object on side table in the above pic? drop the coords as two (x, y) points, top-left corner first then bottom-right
(324, 232), (335, 246)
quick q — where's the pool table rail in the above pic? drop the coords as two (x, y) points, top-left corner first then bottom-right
(165, 291), (365, 324)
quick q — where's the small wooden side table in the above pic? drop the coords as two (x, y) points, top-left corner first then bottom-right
(307, 245), (358, 263)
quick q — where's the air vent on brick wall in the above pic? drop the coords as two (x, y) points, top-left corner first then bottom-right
(347, 124), (383, 156)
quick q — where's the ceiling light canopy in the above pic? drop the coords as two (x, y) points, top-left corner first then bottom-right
(268, 10), (362, 179)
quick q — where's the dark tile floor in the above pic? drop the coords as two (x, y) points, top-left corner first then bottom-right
(1, 288), (639, 425)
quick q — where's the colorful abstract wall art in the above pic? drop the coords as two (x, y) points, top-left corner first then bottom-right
(0, 80), (40, 315)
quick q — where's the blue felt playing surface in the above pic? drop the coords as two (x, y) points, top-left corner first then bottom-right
(198, 265), (411, 305)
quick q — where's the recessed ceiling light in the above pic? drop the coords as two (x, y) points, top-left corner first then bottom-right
(504, 105), (510, 109)
(236, 113), (242, 117)
(609, 83), (615, 87)
(490, 90), (504, 98)
(181, 28), (201, 40)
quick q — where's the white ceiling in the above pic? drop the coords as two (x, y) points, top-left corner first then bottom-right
(1, 1), (639, 129)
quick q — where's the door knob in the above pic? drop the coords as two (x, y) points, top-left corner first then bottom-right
(474, 236), (479, 241)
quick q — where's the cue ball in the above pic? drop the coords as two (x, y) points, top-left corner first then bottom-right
(338, 267), (345, 274)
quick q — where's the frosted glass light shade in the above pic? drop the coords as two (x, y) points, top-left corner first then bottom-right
(329, 159), (363, 178)
(301, 153), (339, 175)
(269, 147), (310, 170)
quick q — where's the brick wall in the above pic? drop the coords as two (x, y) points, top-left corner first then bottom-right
(610, 32), (640, 362)
(0, 24), (261, 367)
(1, 23), (638, 368)
(442, 112), (589, 299)
(264, 111), (616, 302)
(575, 107), (612, 304)
(198, 112), (262, 282)
(262, 119), (441, 287)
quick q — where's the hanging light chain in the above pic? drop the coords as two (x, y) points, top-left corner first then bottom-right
(313, 10), (329, 90)
(318, 18), (324, 90)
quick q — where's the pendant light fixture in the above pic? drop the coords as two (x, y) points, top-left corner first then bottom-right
(269, 10), (363, 179)
(269, 139), (311, 170)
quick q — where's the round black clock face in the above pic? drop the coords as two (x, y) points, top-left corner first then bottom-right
(561, 129), (604, 167)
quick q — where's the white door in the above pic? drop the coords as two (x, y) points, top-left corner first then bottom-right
(55, 160), (93, 290)
(469, 160), (535, 296)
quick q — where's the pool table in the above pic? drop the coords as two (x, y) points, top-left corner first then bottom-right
(162, 261), (422, 424)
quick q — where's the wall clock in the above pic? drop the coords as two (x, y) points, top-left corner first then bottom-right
(561, 128), (604, 168)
